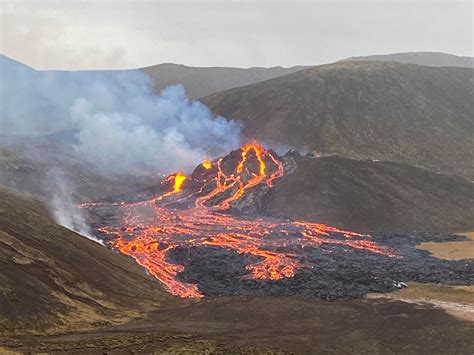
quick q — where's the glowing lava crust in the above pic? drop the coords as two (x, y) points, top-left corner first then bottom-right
(81, 143), (397, 299)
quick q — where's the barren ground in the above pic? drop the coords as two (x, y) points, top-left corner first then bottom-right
(3, 297), (474, 354)
(417, 231), (474, 260)
(367, 231), (474, 323)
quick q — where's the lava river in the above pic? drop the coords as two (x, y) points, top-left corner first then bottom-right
(81, 143), (397, 298)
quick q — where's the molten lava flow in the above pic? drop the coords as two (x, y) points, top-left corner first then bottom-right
(156, 172), (187, 200)
(84, 142), (397, 299)
(173, 172), (186, 192)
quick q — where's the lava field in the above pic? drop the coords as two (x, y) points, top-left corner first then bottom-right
(82, 143), (474, 299)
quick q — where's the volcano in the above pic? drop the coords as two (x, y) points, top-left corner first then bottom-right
(82, 143), (473, 299)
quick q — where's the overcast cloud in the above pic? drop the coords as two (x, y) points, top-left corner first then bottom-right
(0, 1), (473, 69)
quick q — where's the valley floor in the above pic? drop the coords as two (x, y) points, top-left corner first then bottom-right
(1, 186), (472, 354)
(2, 297), (474, 354)
(367, 231), (474, 323)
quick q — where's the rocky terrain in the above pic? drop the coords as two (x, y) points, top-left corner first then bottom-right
(203, 61), (474, 180)
(168, 232), (473, 299)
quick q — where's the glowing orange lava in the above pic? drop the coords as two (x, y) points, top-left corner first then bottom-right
(83, 142), (397, 299)
(156, 172), (187, 201)
(202, 161), (212, 169)
(173, 172), (186, 192)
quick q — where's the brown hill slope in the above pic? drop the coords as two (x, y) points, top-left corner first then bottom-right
(203, 61), (474, 180)
(141, 63), (307, 99)
(0, 186), (171, 336)
(254, 153), (474, 232)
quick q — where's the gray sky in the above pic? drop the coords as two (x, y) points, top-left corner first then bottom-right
(1, 0), (473, 70)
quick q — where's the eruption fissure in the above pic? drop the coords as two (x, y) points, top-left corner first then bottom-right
(83, 142), (397, 298)
(157, 172), (187, 200)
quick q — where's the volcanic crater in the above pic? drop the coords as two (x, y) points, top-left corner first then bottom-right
(82, 143), (473, 299)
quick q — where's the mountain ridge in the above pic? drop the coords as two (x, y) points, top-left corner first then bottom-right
(140, 62), (308, 99)
(203, 61), (474, 180)
(343, 51), (474, 68)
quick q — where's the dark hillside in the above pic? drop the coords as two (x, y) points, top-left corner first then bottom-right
(203, 61), (474, 180)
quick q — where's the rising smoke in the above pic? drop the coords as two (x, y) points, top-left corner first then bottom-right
(0, 54), (242, 174)
(46, 168), (103, 244)
(0, 54), (242, 241)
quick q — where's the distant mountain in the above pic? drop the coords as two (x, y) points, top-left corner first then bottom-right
(343, 52), (474, 68)
(0, 186), (171, 336)
(203, 61), (474, 180)
(141, 63), (308, 99)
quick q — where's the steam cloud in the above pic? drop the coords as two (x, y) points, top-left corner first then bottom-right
(1, 54), (242, 242)
(46, 169), (103, 244)
(0, 55), (242, 174)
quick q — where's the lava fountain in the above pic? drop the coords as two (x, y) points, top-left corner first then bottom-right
(81, 142), (397, 298)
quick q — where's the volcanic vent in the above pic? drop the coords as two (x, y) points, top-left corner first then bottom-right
(81, 143), (404, 298)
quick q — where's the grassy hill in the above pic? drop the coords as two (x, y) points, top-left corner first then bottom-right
(203, 61), (474, 180)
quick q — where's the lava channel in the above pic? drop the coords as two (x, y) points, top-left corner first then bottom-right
(82, 142), (397, 298)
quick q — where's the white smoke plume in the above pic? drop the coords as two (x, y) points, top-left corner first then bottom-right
(47, 169), (102, 244)
(0, 54), (242, 241)
(0, 54), (242, 174)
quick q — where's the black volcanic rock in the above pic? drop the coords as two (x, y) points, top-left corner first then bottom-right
(170, 233), (473, 299)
